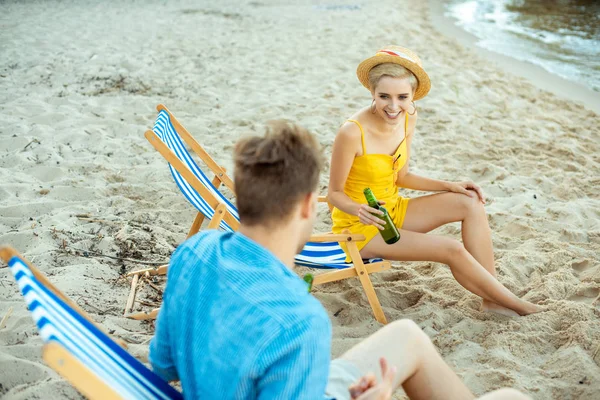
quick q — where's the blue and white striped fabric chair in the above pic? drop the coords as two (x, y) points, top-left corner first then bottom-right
(127, 104), (391, 324)
(0, 247), (183, 400)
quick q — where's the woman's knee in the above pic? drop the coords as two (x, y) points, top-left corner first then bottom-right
(442, 239), (469, 264)
(457, 192), (484, 216)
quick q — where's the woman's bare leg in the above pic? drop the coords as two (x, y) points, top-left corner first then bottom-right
(402, 193), (494, 274)
(340, 319), (532, 399)
(400, 192), (522, 315)
(340, 319), (475, 400)
(360, 229), (540, 315)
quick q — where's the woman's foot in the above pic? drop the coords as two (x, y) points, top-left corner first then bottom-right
(481, 300), (520, 317)
(517, 301), (545, 316)
(482, 299), (544, 316)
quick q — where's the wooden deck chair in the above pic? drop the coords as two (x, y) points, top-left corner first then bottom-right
(0, 246), (183, 400)
(126, 105), (391, 324)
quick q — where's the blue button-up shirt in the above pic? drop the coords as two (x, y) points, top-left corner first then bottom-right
(150, 231), (332, 399)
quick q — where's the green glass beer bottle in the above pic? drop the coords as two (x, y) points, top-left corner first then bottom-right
(363, 188), (401, 244)
(303, 273), (314, 293)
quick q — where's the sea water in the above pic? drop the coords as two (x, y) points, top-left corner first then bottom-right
(445, 0), (600, 92)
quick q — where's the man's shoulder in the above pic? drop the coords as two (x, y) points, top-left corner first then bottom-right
(167, 230), (230, 275)
(173, 230), (232, 259)
(179, 229), (228, 250)
(170, 230), (331, 329)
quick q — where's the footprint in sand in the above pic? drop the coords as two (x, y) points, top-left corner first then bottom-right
(569, 259), (599, 306)
(568, 287), (600, 305)
(571, 259), (592, 274)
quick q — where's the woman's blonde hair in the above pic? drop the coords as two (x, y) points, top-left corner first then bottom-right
(368, 63), (418, 93)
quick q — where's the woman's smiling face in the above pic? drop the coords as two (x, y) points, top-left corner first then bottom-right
(372, 76), (414, 125)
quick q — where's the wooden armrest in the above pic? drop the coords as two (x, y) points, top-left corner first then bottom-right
(308, 233), (366, 243)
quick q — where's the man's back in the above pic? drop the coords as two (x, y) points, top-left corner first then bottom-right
(150, 230), (332, 399)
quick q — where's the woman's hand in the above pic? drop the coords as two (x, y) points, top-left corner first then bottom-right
(357, 201), (386, 230)
(349, 357), (397, 400)
(446, 181), (486, 204)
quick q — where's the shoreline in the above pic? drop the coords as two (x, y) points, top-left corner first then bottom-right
(1, 1), (599, 398)
(429, 0), (600, 115)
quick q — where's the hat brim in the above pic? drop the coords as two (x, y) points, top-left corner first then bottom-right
(357, 55), (431, 100)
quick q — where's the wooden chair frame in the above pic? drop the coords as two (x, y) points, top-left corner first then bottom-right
(125, 104), (390, 324)
(0, 247), (144, 400)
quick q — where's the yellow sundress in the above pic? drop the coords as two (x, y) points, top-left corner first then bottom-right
(332, 114), (410, 261)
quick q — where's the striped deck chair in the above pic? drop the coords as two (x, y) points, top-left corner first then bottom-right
(126, 104), (391, 324)
(0, 246), (183, 400)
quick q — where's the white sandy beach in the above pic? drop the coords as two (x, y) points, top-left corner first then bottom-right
(1, 0), (599, 399)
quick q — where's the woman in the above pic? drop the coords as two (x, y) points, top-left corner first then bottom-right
(329, 46), (541, 316)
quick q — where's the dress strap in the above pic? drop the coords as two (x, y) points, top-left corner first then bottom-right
(347, 119), (367, 155)
(404, 112), (409, 135)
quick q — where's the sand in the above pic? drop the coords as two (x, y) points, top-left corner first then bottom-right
(1, 0), (599, 399)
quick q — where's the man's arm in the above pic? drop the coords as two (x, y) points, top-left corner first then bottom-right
(149, 291), (179, 382)
(148, 244), (198, 382)
(257, 315), (332, 400)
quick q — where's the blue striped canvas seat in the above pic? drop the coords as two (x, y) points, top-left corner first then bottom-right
(153, 110), (381, 270)
(5, 252), (183, 399)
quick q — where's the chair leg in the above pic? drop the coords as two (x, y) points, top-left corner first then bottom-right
(345, 236), (388, 324)
(215, 166), (234, 193)
(206, 203), (226, 230)
(181, 177), (222, 239)
(124, 274), (139, 316)
(186, 212), (205, 239)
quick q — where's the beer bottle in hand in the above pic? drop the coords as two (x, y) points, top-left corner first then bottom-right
(363, 188), (401, 244)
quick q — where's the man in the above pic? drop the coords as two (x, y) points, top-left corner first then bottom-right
(150, 121), (529, 400)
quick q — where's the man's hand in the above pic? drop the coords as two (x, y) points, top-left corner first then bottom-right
(349, 357), (397, 400)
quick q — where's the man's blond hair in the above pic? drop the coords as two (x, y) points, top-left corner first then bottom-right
(234, 121), (324, 226)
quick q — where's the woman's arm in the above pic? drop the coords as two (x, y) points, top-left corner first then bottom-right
(399, 171), (485, 202)
(397, 171), (450, 192)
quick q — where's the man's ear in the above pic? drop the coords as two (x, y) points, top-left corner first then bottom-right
(299, 191), (317, 220)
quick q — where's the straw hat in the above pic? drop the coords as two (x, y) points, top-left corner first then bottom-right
(356, 45), (431, 100)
